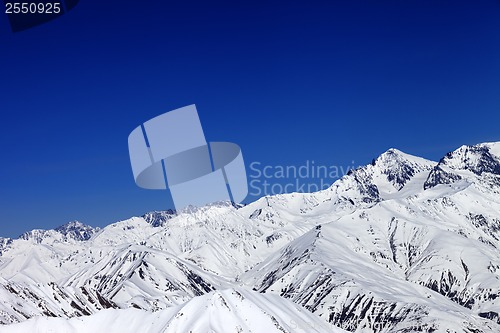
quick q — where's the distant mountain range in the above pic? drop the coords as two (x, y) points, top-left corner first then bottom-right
(1, 142), (500, 333)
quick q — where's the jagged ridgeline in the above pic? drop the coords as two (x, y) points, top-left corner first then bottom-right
(1, 142), (500, 333)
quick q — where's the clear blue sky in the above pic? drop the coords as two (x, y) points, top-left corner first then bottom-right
(1, 1), (499, 238)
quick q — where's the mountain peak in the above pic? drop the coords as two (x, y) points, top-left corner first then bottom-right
(142, 210), (176, 227)
(424, 142), (500, 189)
(328, 148), (435, 206)
(19, 221), (98, 243)
(380, 147), (405, 156)
(375, 148), (433, 166)
(55, 220), (85, 230)
(54, 221), (98, 241)
(441, 143), (500, 175)
(359, 148), (435, 190)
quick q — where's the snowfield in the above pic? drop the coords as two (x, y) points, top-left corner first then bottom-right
(0, 288), (345, 333)
(1, 142), (500, 332)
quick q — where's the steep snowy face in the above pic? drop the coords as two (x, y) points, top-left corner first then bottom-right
(0, 239), (11, 254)
(329, 148), (435, 203)
(142, 210), (176, 227)
(370, 148), (436, 190)
(61, 245), (220, 311)
(54, 221), (100, 242)
(248, 183), (500, 332)
(0, 289), (345, 333)
(425, 142), (500, 189)
(440, 143), (500, 175)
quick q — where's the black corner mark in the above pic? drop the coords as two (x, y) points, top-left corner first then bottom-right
(5, 0), (80, 33)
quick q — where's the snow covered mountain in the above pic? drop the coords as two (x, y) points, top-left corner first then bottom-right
(1, 142), (500, 332)
(0, 288), (346, 333)
(19, 221), (99, 244)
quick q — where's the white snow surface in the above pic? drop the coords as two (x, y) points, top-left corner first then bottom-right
(1, 142), (500, 332)
(0, 288), (344, 333)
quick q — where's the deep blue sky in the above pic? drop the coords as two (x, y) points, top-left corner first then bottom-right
(1, 1), (499, 238)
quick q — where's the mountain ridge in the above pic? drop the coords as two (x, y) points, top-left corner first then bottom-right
(1, 142), (500, 332)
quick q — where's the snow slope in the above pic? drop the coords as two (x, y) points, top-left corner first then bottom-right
(1, 142), (500, 332)
(0, 288), (345, 333)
